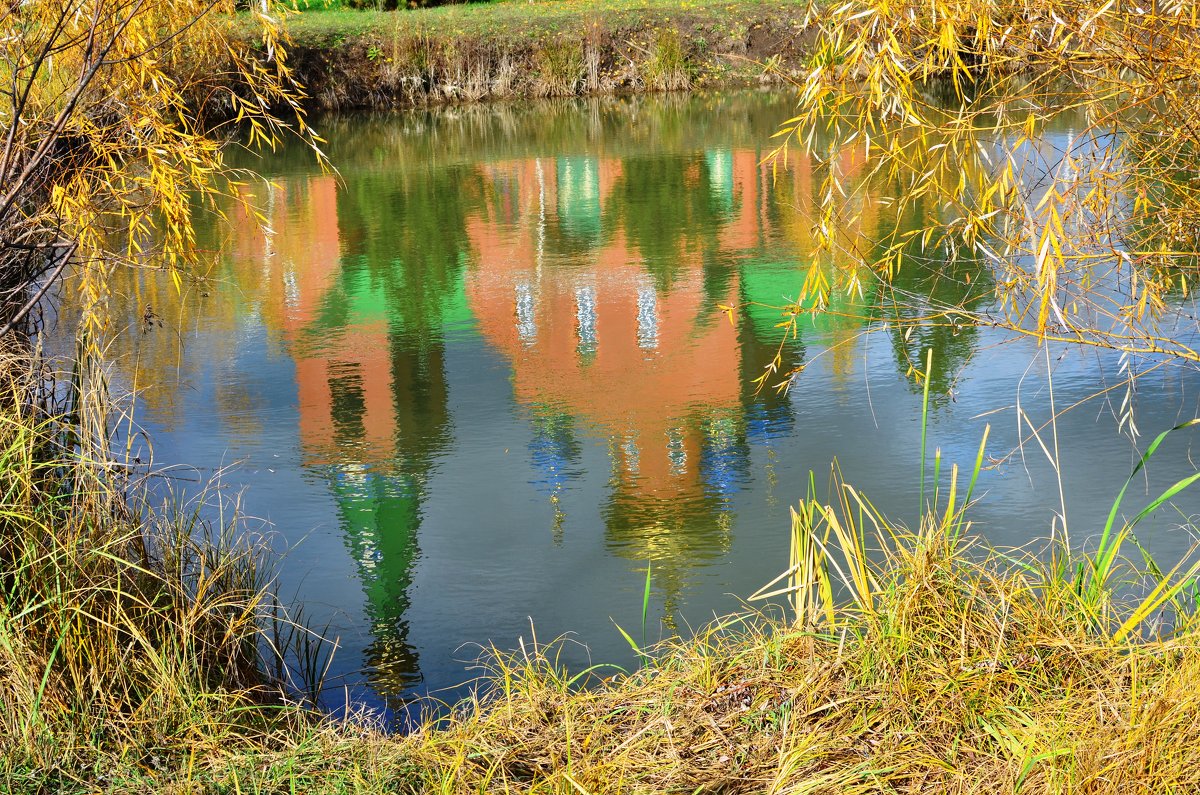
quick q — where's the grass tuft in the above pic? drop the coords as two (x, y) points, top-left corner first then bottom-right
(0, 348), (319, 790)
(532, 39), (584, 97)
(640, 27), (692, 91)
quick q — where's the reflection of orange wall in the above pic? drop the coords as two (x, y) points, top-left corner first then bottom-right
(720, 150), (767, 251)
(715, 146), (866, 254)
(229, 177), (399, 469)
(292, 320), (397, 468)
(466, 158), (741, 500)
(227, 177), (343, 338)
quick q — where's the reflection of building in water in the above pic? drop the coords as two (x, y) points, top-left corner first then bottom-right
(224, 167), (478, 703)
(462, 145), (910, 604)
(466, 155), (761, 606)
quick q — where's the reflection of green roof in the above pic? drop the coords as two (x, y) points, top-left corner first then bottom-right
(441, 264), (472, 328)
(332, 469), (422, 695)
(705, 149), (734, 213)
(340, 255), (473, 331)
(557, 157), (601, 242)
(742, 261), (801, 341)
(742, 260), (876, 340)
(335, 472), (420, 567)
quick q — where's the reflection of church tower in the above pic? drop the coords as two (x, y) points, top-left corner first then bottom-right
(320, 164), (473, 703)
(313, 318), (455, 703)
(233, 163), (476, 704)
(329, 468), (423, 696)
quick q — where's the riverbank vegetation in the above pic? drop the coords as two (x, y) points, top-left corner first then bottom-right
(8, 0), (1200, 792)
(0, 0), (324, 787)
(250, 0), (815, 109)
(10, 417), (1200, 793)
(0, 348), (324, 790)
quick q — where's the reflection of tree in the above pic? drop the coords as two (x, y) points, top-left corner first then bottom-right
(307, 93), (788, 173)
(603, 155), (730, 293)
(878, 215), (994, 401)
(602, 462), (733, 620)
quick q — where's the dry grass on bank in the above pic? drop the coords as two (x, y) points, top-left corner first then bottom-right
(0, 349), (325, 793)
(10, 387), (1200, 793)
(392, 538), (1200, 794)
(118, 505), (1200, 794)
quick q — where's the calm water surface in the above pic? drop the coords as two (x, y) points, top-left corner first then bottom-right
(76, 91), (1200, 715)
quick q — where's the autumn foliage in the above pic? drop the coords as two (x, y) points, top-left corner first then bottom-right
(0, 0), (320, 338)
(769, 0), (1200, 386)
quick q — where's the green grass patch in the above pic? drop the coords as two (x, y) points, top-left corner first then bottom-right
(280, 0), (793, 46)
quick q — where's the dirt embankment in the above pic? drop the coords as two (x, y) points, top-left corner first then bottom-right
(263, 4), (816, 112)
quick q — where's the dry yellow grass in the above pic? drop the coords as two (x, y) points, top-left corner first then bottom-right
(120, 514), (1200, 794)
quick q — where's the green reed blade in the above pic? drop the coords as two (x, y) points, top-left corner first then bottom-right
(919, 348), (933, 518)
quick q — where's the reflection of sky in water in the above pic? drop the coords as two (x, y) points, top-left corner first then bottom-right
(63, 91), (1200, 720)
(700, 416), (743, 500)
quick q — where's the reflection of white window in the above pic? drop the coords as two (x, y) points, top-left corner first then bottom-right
(576, 285), (597, 354)
(667, 428), (687, 475)
(283, 268), (299, 313)
(516, 282), (537, 344)
(622, 434), (639, 475)
(337, 465), (381, 570)
(637, 286), (658, 350)
(359, 536), (380, 570)
(705, 149), (734, 203)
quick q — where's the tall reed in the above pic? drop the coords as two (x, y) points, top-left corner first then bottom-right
(0, 349), (318, 788)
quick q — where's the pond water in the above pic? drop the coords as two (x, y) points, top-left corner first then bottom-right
(74, 90), (1200, 718)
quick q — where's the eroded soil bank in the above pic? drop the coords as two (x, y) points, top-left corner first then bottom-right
(246, 0), (815, 111)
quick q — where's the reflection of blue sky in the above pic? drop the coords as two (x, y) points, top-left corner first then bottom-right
(981, 126), (1163, 337)
(527, 410), (580, 496)
(700, 415), (745, 499)
(744, 401), (794, 445)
